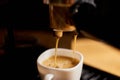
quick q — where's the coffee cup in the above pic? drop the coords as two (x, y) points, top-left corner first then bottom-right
(37, 48), (83, 80)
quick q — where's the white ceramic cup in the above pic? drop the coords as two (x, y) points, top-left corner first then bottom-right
(37, 48), (84, 80)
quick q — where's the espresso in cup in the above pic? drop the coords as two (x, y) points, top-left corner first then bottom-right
(42, 55), (79, 69)
(37, 48), (83, 80)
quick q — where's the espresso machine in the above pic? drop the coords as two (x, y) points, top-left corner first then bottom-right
(43, 0), (81, 37)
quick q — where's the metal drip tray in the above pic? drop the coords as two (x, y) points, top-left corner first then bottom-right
(35, 64), (120, 80)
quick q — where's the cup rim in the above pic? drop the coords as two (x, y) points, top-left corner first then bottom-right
(37, 48), (83, 71)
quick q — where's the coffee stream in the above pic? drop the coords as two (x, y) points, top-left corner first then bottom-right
(54, 37), (60, 67)
(72, 34), (77, 60)
(49, 4), (78, 68)
(73, 34), (77, 53)
(54, 34), (77, 68)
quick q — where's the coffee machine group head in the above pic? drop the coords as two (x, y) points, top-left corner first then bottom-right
(43, 0), (80, 37)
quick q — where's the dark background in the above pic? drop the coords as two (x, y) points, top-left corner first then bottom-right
(0, 0), (120, 80)
(0, 0), (119, 48)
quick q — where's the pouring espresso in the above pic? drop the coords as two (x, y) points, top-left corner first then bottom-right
(43, 0), (80, 68)
(43, 1), (81, 61)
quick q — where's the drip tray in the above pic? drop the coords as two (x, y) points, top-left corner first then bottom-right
(35, 64), (120, 80)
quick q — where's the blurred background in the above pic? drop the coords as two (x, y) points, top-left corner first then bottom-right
(0, 0), (120, 80)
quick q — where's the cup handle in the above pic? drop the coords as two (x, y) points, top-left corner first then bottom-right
(44, 74), (54, 80)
